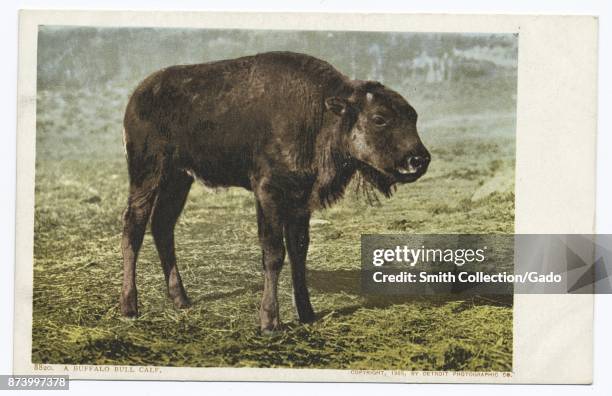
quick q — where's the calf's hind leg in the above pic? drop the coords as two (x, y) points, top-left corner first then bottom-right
(151, 171), (193, 309)
(120, 182), (158, 317)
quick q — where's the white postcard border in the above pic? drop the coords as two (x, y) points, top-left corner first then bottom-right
(14, 10), (598, 383)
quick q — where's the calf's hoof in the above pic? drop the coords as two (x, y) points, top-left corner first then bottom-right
(259, 307), (281, 334)
(260, 324), (282, 336)
(172, 294), (191, 310)
(120, 296), (139, 318)
(298, 309), (316, 324)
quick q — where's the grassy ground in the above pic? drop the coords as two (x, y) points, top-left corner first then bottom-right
(32, 79), (515, 370)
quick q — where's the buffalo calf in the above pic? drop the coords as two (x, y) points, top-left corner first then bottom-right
(120, 51), (430, 332)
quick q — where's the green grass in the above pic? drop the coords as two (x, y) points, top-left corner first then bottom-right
(32, 81), (515, 371)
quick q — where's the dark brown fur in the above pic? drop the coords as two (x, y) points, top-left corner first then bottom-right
(120, 51), (430, 332)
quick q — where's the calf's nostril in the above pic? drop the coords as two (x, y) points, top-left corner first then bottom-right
(408, 156), (427, 169)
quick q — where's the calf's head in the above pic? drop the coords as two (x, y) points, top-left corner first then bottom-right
(325, 81), (430, 193)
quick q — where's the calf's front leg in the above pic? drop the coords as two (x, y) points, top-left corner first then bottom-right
(255, 198), (286, 333)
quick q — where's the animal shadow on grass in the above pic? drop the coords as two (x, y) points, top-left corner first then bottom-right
(308, 269), (513, 320)
(182, 269), (511, 324)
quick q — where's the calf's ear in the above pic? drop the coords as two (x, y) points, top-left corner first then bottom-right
(325, 97), (348, 116)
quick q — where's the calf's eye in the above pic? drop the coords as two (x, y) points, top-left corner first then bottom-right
(372, 115), (387, 126)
